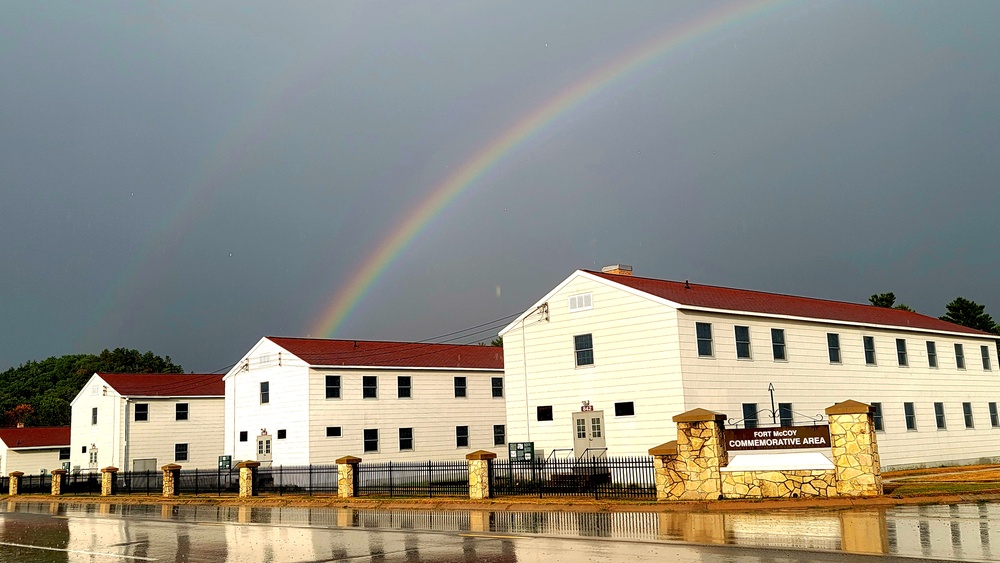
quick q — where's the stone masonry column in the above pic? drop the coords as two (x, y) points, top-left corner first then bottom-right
(466, 450), (496, 500)
(648, 441), (680, 501)
(161, 464), (181, 498)
(672, 408), (728, 500)
(8, 472), (23, 496)
(826, 400), (882, 497)
(236, 461), (260, 498)
(336, 456), (361, 498)
(100, 467), (119, 496)
(50, 469), (66, 496)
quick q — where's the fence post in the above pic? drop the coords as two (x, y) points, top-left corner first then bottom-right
(236, 461), (261, 498)
(8, 472), (22, 496)
(466, 450), (496, 500)
(336, 456), (361, 498)
(50, 469), (66, 496)
(100, 467), (119, 496)
(162, 464), (181, 498)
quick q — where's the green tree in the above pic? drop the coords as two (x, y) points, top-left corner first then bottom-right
(490, 336), (503, 347)
(869, 292), (896, 308)
(940, 297), (998, 334)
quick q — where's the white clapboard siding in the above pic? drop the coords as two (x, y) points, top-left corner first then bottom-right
(1, 448), (65, 475)
(69, 374), (125, 471)
(125, 397), (225, 470)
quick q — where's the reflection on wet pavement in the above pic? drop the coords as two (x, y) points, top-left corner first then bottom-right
(1, 500), (1000, 561)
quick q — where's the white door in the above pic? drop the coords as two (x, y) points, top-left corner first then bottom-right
(572, 411), (607, 459)
(256, 434), (272, 464)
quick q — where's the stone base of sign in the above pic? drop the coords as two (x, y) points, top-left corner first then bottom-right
(50, 469), (66, 496)
(827, 400), (883, 497)
(466, 450), (496, 500)
(721, 469), (837, 498)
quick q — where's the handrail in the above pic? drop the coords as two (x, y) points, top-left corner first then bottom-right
(579, 447), (607, 460)
(545, 448), (574, 461)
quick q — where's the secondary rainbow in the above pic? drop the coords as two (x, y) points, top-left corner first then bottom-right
(310, 0), (787, 338)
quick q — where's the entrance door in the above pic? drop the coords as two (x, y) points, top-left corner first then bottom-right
(256, 434), (272, 465)
(572, 411), (607, 459)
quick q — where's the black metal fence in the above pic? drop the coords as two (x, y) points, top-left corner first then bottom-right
(256, 464), (337, 495)
(490, 456), (655, 500)
(63, 472), (102, 495)
(357, 461), (469, 497)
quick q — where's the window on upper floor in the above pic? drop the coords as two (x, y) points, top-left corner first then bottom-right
(537, 406), (553, 422)
(92, 407), (98, 425)
(568, 293), (593, 312)
(956, 343), (966, 369)
(614, 401), (635, 417)
(277, 429), (286, 439)
(574, 334), (594, 366)
(734, 326), (751, 359)
(175, 403), (188, 421)
(863, 336), (876, 366)
(491, 377), (504, 398)
(982, 345), (992, 371)
(239, 431), (248, 442)
(926, 341), (937, 368)
(325, 375), (341, 399)
(134, 403), (149, 422)
(397, 376), (411, 398)
(904, 402), (916, 430)
(963, 402), (975, 429)
(493, 424), (506, 446)
(871, 402), (884, 432)
(59, 448), (70, 460)
(742, 403), (758, 429)
(771, 328), (786, 361)
(398, 428), (413, 451)
(827, 333), (841, 364)
(778, 403), (793, 427)
(326, 426), (342, 437)
(362, 376), (377, 399)
(260, 381), (269, 404)
(934, 402), (946, 429)
(454, 376), (467, 398)
(696, 323), (713, 357)
(456, 426), (469, 448)
(896, 339), (908, 367)
(991, 403), (1000, 428)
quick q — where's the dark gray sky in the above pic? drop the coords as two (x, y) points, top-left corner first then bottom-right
(2, 1), (998, 373)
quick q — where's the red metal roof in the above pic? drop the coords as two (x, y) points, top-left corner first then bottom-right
(588, 270), (992, 336)
(0, 426), (70, 448)
(97, 373), (225, 397)
(267, 337), (504, 369)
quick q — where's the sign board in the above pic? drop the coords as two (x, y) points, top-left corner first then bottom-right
(724, 425), (831, 451)
(508, 442), (534, 462)
(218, 455), (232, 470)
(581, 405), (594, 412)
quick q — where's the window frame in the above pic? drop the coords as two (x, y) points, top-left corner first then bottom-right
(456, 425), (469, 448)
(963, 402), (975, 429)
(397, 376), (411, 399)
(362, 376), (378, 399)
(770, 328), (786, 361)
(175, 403), (189, 421)
(696, 322), (714, 357)
(92, 407), (98, 425)
(260, 381), (270, 404)
(956, 343), (966, 369)
(827, 333), (841, 364)
(326, 426), (342, 438)
(871, 402), (884, 432)
(325, 375), (341, 399)
(493, 424), (506, 446)
(574, 334), (594, 367)
(239, 431), (248, 442)
(363, 429), (379, 452)
(863, 336), (876, 366)
(896, 339), (908, 367)
(454, 376), (467, 398)
(982, 345), (992, 371)
(174, 443), (189, 462)
(778, 403), (793, 427)
(904, 402), (916, 431)
(926, 341), (937, 368)
(742, 403), (759, 429)
(134, 403), (149, 422)
(398, 427), (413, 451)
(991, 402), (1000, 428)
(934, 402), (946, 430)
(277, 429), (286, 440)
(537, 405), (553, 422)
(491, 377), (504, 398)
(59, 448), (70, 460)
(614, 401), (635, 417)
(734, 326), (752, 359)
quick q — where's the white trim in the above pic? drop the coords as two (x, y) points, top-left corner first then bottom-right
(308, 365), (502, 372)
(5, 445), (69, 451)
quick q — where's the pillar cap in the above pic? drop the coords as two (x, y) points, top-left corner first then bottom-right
(8, 471), (23, 477)
(336, 456), (362, 464)
(466, 450), (497, 461)
(236, 461), (261, 469)
(648, 441), (678, 456)
(673, 408), (726, 423)
(50, 469), (67, 475)
(101, 466), (119, 473)
(161, 464), (182, 471)
(825, 400), (873, 416)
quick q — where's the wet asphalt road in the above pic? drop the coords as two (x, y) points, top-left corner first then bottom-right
(0, 501), (999, 562)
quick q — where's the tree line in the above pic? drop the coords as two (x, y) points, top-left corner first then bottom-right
(869, 292), (1000, 336)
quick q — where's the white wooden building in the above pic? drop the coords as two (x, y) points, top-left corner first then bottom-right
(499, 266), (1000, 470)
(69, 373), (225, 472)
(0, 426), (70, 475)
(223, 337), (506, 465)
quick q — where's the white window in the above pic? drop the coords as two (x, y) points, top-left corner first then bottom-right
(735, 326), (751, 359)
(696, 323), (713, 357)
(568, 293), (593, 312)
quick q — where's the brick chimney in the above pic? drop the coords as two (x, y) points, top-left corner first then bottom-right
(601, 264), (632, 276)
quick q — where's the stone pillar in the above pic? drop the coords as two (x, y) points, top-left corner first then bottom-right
(648, 441), (680, 501)
(161, 464), (181, 498)
(8, 472), (23, 496)
(50, 469), (66, 496)
(100, 467), (119, 496)
(466, 450), (496, 500)
(236, 461), (260, 498)
(336, 456), (361, 498)
(826, 400), (882, 497)
(671, 408), (728, 500)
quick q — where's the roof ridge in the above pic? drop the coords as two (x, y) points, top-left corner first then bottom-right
(267, 336), (493, 348)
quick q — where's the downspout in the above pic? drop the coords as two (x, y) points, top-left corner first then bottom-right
(123, 398), (130, 471)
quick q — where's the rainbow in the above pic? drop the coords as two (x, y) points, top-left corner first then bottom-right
(310, 0), (788, 338)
